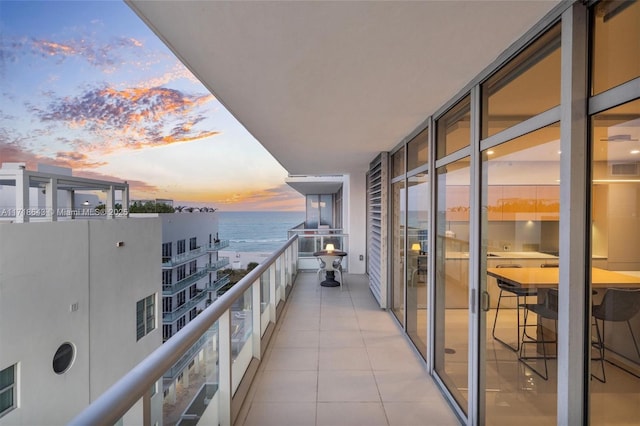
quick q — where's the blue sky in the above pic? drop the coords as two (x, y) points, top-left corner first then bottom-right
(0, 0), (304, 211)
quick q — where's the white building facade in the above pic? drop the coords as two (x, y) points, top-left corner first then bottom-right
(131, 211), (230, 408)
(0, 166), (162, 425)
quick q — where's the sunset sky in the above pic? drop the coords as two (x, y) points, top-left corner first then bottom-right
(0, 1), (305, 211)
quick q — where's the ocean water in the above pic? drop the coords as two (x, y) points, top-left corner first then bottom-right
(218, 211), (305, 253)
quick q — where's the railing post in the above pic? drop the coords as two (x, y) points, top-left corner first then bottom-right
(270, 264), (277, 321)
(252, 279), (261, 359)
(218, 310), (232, 426)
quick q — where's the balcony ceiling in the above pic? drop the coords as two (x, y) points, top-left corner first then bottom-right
(127, 1), (560, 175)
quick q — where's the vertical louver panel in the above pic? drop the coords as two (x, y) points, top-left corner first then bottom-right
(367, 153), (388, 308)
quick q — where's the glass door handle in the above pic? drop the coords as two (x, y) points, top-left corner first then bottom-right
(481, 291), (491, 312)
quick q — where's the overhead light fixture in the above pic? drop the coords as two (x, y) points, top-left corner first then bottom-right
(600, 134), (638, 142)
(82, 200), (90, 206)
(631, 150), (640, 155)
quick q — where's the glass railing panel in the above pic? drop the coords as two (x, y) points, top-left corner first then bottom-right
(69, 235), (297, 426)
(231, 286), (253, 394)
(260, 269), (270, 314)
(162, 324), (219, 426)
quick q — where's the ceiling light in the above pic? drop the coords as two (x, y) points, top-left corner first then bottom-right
(600, 134), (639, 142)
(631, 150), (640, 155)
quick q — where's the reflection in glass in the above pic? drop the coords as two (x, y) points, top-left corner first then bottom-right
(408, 127), (429, 171)
(434, 157), (470, 412)
(392, 147), (405, 178)
(482, 124), (560, 425)
(482, 24), (561, 138)
(392, 180), (406, 326)
(437, 96), (470, 159)
(590, 99), (640, 425)
(407, 172), (429, 358)
(591, 0), (640, 95)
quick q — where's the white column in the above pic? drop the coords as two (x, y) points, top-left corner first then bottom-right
(45, 178), (58, 221)
(106, 185), (115, 219)
(14, 170), (29, 223)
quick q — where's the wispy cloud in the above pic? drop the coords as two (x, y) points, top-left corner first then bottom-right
(0, 141), (157, 193)
(30, 36), (144, 70)
(28, 85), (218, 153)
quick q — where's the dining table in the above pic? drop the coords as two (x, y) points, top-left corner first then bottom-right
(486, 266), (640, 356)
(486, 267), (640, 289)
(313, 250), (347, 287)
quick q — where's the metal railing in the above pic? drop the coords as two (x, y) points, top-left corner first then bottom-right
(162, 240), (230, 268)
(69, 235), (298, 426)
(287, 227), (348, 270)
(162, 261), (230, 294)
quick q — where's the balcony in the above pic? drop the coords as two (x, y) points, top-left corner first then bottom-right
(288, 227), (349, 271)
(162, 291), (209, 322)
(71, 236), (459, 425)
(162, 240), (229, 268)
(163, 263), (230, 295)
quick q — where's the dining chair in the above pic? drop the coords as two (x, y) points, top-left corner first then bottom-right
(591, 288), (640, 383)
(519, 288), (558, 380)
(317, 255), (345, 290)
(491, 264), (536, 352)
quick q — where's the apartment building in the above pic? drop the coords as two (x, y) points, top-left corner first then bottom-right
(130, 210), (230, 413)
(0, 164), (162, 425)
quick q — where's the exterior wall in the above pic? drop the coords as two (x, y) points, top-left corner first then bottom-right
(159, 212), (218, 245)
(347, 173), (367, 274)
(0, 219), (161, 425)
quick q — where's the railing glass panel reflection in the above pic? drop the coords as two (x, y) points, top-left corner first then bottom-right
(69, 235), (298, 426)
(288, 227), (348, 270)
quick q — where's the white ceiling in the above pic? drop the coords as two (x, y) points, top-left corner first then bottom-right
(127, 0), (561, 176)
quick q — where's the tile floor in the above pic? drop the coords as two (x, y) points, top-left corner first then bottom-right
(234, 272), (461, 426)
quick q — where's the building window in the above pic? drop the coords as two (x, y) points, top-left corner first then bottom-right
(591, 0), (640, 95)
(162, 324), (172, 342)
(189, 237), (197, 251)
(177, 265), (186, 281)
(162, 270), (172, 287)
(481, 23), (561, 139)
(161, 242), (172, 261)
(162, 296), (173, 313)
(176, 316), (186, 332)
(189, 260), (197, 275)
(189, 284), (197, 299)
(0, 364), (16, 418)
(436, 95), (471, 159)
(407, 126), (429, 172)
(177, 290), (186, 308)
(136, 294), (155, 341)
(177, 239), (186, 255)
(189, 307), (197, 321)
(52, 343), (75, 374)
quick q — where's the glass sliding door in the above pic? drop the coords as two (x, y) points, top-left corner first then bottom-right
(391, 148), (406, 326)
(590, 100), (640, 424)
(434, 96), (471, 413)
(589, 2), (639, 423)
(391, 179), (406, 326)
(435, 158), (470, 411)
(481, 125), (560, 425)
(407, 172), (429, 358)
